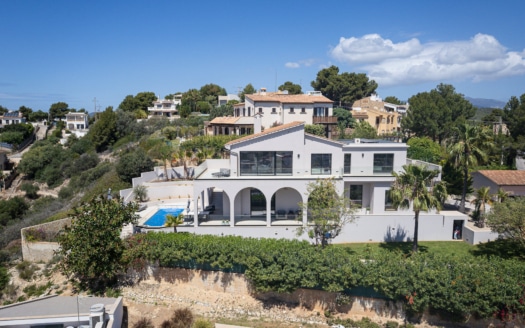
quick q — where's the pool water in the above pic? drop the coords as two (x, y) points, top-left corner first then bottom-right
(144, 208), (184, 227)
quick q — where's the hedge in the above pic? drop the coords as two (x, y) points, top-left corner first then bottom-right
(123, 233), (525, 321)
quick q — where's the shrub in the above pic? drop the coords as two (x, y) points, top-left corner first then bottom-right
(23, 281), (52, 297)
(20, 182), (39, 199)
(16, 261), (38, 281)
(133, 318), (154, 328)
(161, 308), (194, 328)
(58, 186), (74, 200)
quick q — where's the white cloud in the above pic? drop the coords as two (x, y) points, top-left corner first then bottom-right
(330, 33), (525, 86)
(285, 59), (315, 69)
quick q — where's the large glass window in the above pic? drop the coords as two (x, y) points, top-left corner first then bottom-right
(344, 154), (351, 174)
(349, 185), (363, 208)
(373, 154), (394, 174)
(311, 154), (332, 175)
(240, 151), (293, 176)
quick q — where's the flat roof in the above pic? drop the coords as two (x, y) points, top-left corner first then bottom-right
(0, 295), (120, 320)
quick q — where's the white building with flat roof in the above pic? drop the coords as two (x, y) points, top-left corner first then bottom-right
(172, 121), (467, 243)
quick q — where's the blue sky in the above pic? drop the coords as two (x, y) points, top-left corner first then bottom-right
(1, 1), (525, 112)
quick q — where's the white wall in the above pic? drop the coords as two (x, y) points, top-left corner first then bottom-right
(176, 211), (467, 243)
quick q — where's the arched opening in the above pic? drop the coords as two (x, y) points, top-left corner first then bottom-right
(233, 187), (267, 225)
(272, 187), (302, 226)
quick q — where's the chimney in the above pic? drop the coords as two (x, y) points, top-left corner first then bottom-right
(260, 88), (267, 95)
(254, 113), (262, 134)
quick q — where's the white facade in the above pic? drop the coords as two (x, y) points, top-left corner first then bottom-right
(65, 112), (89, 130)
(183, 121), (468, 243)
(147, 96), (181, 118)
(232, 90), (335, 131)
(0, 111), (26, 128)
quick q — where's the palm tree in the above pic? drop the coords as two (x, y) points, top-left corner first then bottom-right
(473, 186), (492, 227)
(164, 213), (184, 232)
(390, 164), (448, 253)
(496, 187), (509, 203)
(448, 123), (492, 213)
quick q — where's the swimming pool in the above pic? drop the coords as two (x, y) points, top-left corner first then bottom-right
(143, 208), (184, 227)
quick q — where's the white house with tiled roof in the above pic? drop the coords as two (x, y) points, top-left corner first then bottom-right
(209, 89), (338, 137)
(472, 170), (525, 197)
(177, 121), (469, 243)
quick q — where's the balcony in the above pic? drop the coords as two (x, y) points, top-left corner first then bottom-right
(313, 116), (337, 124)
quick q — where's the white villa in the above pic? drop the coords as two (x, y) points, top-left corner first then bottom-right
(147, 96), (182, 118)
(208, 89), (338, 138)
(123, 120), (474, 243)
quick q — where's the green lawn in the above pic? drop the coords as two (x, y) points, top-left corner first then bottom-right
(335, 239), (525, 260)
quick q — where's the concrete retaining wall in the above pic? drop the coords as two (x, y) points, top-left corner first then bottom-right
(21, 218), (71, 262)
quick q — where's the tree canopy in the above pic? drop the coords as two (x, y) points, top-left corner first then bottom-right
(448, 123), (492, 212)
(57, 196), (138, 290)
(49, 102), (69, 121)
(406, 137), (443, 164)
(87, 106), (117, 152)
(118, 91), (156, 118)
(297, 178), (355, 247)
(402, 84), (476, 144)
(278, 81), (302, 94)
(486, 197), (525, 249)
(351, 121), (377, 139)
(238, 83), (256, 102)
(310, 65), (377, 106)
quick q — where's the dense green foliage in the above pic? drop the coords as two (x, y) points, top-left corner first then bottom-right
(116, 149), (155, 183)
(486, 197), (525, 247)
(304, 124), (326, 137)
(87, 107), (117, 152)
(0, 123), (34, 146)
(311, 66), (377, 106)
(0, 265), (8, 293)
(402, 84), (476, 144)
(57, 196), (138, 290)
(125, 233), (525, 320)
(0, 197), (29, 226)
(49, 102), (69, 121)
(406, 137), (443, 164)
(209, 104), (234, 120)
(351, 121), (377, 139)
(278, 81), (302, 94)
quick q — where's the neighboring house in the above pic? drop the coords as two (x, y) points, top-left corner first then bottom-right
(0, 111), (26, 128)
(472, 170), (525, 197)
(147, 96), (181, 118)
(209, 89), (337, 138)
(180, 121), (467, 243)
(218, 94), (240, 106)
(206, 116), (254, 136)
(0, 295), (123, 328)
(351, 94), (407, 135)
(65, 112), (89, 130)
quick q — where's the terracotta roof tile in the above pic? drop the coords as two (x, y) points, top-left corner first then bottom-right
(477, 170), (525, 185)
(209, 116), (240, 124)
(246, 93), (333, 104)
(225, 121), (304, 147)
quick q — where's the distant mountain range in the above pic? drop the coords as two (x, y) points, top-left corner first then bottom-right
(465, 97), (506, 109)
